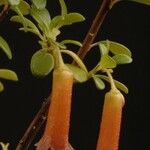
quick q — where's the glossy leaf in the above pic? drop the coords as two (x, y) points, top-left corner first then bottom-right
(16, 0), (30, 15)
(0, 36), (12, 59)
(60, 40), (82, 47)
(98, 43), (109, 56)
(101, 40), (132, 57)
(30, 6), (51, 31)
(32, 0), (47, 9)
(93, 75), (105, 90)
(61, 50), (88, 72)
(59, 13), (85, 27)
(112, 54), (133, 64)
(131, 0), (150, 5)
(10, 15), (40, 35)
(66, 64), (88, 83)
(97, 74), (128, 94)
(0, 69), (18, 81)
(98, 54), (116, 70)
(8, 0), (20, 5)
(59, 0), (67, 16)
(31, 50), (54, 77)
(0, 82), (4, 92)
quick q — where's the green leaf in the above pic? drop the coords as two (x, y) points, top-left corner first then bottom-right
(50, 13), (85, 29)
(16, 0), (30, 15)
(30, 6), (51, 32)
(93, 75), (105, 90)
(98, 54), (116, 70)
(112, 54), (133, 64)
(97, 74), (129, 94)
(61, 50), (88, 72)
(0, 69), (18, 81)
(130, 0), (150, 6)
(0, 82), (4, 92)
(59, 0), (67, 16)
(101, 40), (132, 57)
(66, 64), (88, 83)
(30, 50), (54, 77)
(59, 13), (85, 27)
(98, 43), (109, 56)
(0, 36), (12, 59)
(60, 40), (82, 47)
(8, 0), (20, 5)
(32, 0), (47, 9)
(10, 15), (40, 35)
(0, 0), (8, 5)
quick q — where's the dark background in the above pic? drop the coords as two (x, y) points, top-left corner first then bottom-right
(0, 0), (150, 150)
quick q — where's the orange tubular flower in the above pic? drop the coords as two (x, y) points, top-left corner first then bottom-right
(96, 89), (125, 150)
(37, 68), (74, 150)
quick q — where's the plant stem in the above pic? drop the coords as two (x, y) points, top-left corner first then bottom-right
(16, 97), (51, 150)
(75, 0), (111, 60)
(16, 0), (113, 149)
(0, 4), (10, 22)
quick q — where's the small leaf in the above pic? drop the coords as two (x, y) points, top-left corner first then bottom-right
(0, 69), (18, 81)
(130, 0), (150, 6)
(98, 43), (109, 56)
(50, 13), (85, 29)
(59, 13), (85, 27)
(66, 64), (88, 83)
(0, 82), (4, 92)
(8, 0), (20, 5)
(93, 75), (105, 90)
(98, 54), (116, 70)
(112, 54), (133, 64)
(101, 40), (132, 57)
(10, 15), (40, 35)
(30, 50), (54, 77)
(61, 50), (88, 72)
(60, 40), (82, 47)
(16, 0), (30, 15)
(97, 75), (129, 94)
(32, 0), (47, 9)
(30, 6), (51, 31)
(59, 0), (67, 16)
(0, 36), (12, 59)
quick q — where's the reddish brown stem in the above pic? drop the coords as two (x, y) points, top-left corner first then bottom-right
(36, 68), (74, 150)
(0, 4), (10, 22)
(96, 89), (125, 150)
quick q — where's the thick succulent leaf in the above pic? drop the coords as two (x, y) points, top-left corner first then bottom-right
(112, 54), (133, 64)
(59, 13), (85, 27)
(101, 40), (132, 57)
(0, 69), (18, 81)
(98, 54), (116, 70)
(60, 40), (82, 47)
(30, 6), (51, 31)
(8, 0), (20, 5)
(93, 75), (105, 90)
(98, 43), (109, 56)
(59, 0), (67, 16)
(16, 0), (30, 15)
(0, 82), (4, 92)
(97, 74), (129, 94)
(30, 50), (54, 77)
(10, 15), (40, 35)
(66, 64), (88, 83)
(32, 0), (47, 9)
(130, 0), (150, 5)
(61, 50), (88, 72)
(0, 36), (12, 59)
